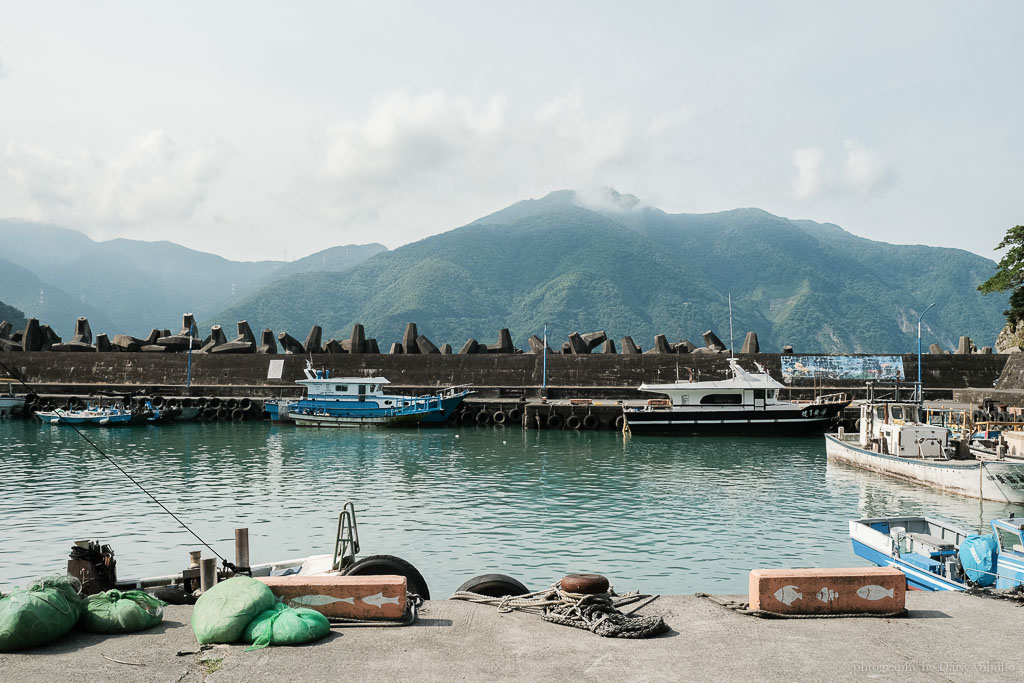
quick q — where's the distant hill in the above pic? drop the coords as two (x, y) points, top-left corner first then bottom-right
(210, 190), (1007, 352)
(0, 220), (382, 337)
(0, 298), (27, 330)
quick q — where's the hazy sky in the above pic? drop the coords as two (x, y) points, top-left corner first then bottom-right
(1, 1), (1021, 262)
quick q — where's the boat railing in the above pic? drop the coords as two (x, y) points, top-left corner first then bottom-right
(811, 392), (848, 405)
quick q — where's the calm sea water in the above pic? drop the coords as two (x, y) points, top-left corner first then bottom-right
(2, 419), (1021, 597)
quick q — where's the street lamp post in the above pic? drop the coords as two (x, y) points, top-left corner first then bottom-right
(917, 303), (936, 398)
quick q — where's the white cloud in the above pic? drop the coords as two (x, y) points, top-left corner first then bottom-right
(792, 140), (892, 199)
(2, 131), (229, 235)
(793, 147), (826, 199)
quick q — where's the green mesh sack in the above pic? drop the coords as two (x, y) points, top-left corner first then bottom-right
(191, 577), (276, 644)
(242, 602), (331, 651)
(78, 589), (166, 634)
(0, 576), (83, 652)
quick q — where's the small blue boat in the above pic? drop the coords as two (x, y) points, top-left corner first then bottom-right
(266, 361), (472, 428)
(34, 404), (134, 426)
(850, 515), (1024, 591)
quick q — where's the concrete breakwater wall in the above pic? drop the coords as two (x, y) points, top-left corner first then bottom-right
(5, 351), (1009, 397)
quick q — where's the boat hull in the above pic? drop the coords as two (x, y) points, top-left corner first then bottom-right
(850, 538), (964, 591)
(287, 391), (469, 428)
(624, 402), (847, 436)
(826, 434), (1024, 503)
(34, 410), (134, 426)
(0, 396), (25, 417)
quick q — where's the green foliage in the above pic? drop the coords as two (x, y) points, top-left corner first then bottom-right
(0, 299), (27, 329)
(211, 194), (1008, 353)
(978, 225), (1024, 324)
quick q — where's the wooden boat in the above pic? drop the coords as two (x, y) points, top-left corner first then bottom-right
(265, 360), (471, 428)
(0, 378), (25, 417)
(826, 398), (1024, 503)
(622, 357), (850, 436)
(850, 515), (1024, 591)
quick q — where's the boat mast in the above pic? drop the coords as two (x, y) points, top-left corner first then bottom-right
(728, 293), (735, 358)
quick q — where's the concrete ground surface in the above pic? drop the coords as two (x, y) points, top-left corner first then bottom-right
(0, 593), (1019, 682)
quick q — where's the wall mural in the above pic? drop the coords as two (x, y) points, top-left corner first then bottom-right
(780, 355), (905, 381)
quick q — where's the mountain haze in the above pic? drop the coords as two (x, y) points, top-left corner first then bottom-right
(212, 191), (1006, 353)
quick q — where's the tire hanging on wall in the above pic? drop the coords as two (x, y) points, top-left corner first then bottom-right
(582, 414), (598, 430)
(476, 410), (491, 425)
(566, 414), (582, 430)
(493, 410), (506, 424)
(546, 413), (564, 429)
(507, 407), (521, 422)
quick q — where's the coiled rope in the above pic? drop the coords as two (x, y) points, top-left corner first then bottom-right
(451, 584), (669, 638)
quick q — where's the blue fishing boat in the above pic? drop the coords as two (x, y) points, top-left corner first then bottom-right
(265, 361), (472, 427)
(34, 404), (134, 426)
(849, 515), (1024, 591)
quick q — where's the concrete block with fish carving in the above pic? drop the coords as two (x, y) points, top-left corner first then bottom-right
(257, 575), (407, 620)
(749, 567), (905, 615)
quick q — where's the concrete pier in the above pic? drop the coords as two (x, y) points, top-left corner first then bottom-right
(0, 594), (1018, 682)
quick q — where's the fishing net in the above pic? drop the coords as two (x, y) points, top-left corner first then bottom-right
(191, 576), (276, 644)
(242, 602), (331, 651)
(0, 575), (83, 652)
(79, 589), (166, 634)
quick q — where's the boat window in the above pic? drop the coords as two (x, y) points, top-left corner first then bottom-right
(767, 390), (776, 399)
(994, 526), (1024, 553)
(891, 406), (904, 420)
(876, 407), (885, 420)
(335, 385), (348, 392)
(700, 393), (742, 405)
(754, 389), (765, 400)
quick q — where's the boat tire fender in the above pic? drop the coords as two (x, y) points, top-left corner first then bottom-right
(507, 407), (521, 422)
(152, 396), (166, 408)
(493, 410), (506, 424)
(546, 413), (564, 429)
(24, 392), (39, 407)
(614, 415), (624, 431)
(239, 398), (253, 412)
(231, 408), (244, 420)
(566, 414), (582, 430)
(582, 414), (598, 430)
(225, 398), (239, 410)
(972, 410), (985, 423)
(476, 410), (491, 425)
(208, 397), (222, 409)
(216, 407), (228, 420)
(454, 573), (530, 598)
(342, 554), (431, 600)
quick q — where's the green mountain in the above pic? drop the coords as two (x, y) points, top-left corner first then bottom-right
(211, 190), (1007, 353)
(0, 220), (382, 338)
(0, 299), (27, 330)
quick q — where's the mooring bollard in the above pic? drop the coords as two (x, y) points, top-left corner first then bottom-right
(189, 550), (201, 568)
(200, 557), (218, 592)
(235, 528), (250, 569)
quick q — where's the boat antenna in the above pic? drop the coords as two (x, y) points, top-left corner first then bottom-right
(728, 293), (735, 358)
(0, 358), (235, 570)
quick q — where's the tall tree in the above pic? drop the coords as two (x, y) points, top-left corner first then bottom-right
(978, 225), (1024, 324)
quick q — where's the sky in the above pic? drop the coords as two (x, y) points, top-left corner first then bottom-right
(0, 1), (1021, 262)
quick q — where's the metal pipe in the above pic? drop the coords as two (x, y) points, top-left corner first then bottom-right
(234, 528), (250, 569)
(200, 557), (218, 592)
(917, 303), (936, 396)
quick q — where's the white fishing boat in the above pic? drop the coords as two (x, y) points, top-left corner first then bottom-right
(0, 378), (25, 417)
(34, 403), (134, 426)
(622, 357), (850, 436)
(826, 396), (1024, 503)
(265, 360), (471, 428)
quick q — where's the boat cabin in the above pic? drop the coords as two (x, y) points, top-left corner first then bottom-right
(298, 363), (391, 400)
(857, 401), (950, 457)
(638, 358), (787, 408)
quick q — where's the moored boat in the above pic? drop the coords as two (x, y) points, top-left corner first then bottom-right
(622, 357), (850, 436)
(35, 404), (134, 426)
(265, 360), (471, 428)
(850, 515), (1024, 591)
(825, 397), (1024, 503)
(0, 378), (26, 417)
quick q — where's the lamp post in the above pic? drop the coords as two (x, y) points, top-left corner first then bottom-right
(917, 303), (936, 397)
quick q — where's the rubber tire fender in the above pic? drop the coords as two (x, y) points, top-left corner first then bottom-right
(239, 397), (253, 411)
(492, 410), (507, 424)
(507, 407), (521, 422)
(225, 398), (239, 410)
(582, 414), (598, 430)
(216, 407), (229, 420)
(454, 573), (530, 598)
(342, 554), (431, 600)
(152, 396), (166, 408)
(614, 415), (625, 431)
(475, 410), (491, 425)
(566, 414), (582, 430)
(208, 397), (222, 409)
(231, 408), (244, 420)
(546, 413), (564, 429)
(24, 392), (39, 408)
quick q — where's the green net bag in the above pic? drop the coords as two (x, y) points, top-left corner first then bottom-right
(79, 589), (166, 634)
(242, 602), (331, 651)
(0, 576), (83, 652)
(191, 577), (276, 644)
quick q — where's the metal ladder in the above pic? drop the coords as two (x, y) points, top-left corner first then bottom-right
(332, 502), (360, 571)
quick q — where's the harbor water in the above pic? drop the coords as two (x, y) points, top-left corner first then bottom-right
(2, 419), (1021, 597)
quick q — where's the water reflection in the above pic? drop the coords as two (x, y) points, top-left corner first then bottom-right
(1, 420), (1021, 596)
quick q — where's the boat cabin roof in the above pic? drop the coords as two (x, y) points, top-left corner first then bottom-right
(639, 358), (785, 393)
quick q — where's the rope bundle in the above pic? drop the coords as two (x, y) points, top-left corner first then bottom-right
(450, 585), (669, 639)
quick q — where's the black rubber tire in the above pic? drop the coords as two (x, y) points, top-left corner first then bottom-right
(216, 407), (228, 420)
(566, 415), (582, 430)
(209, 397), (222, 409)
(547, 413), (564, 429)
(201, 407), (215, 420)
(24, 393), (38, 408)
(342, 554), (431, 600)
(614, 415), (625, 430)
(972, 410), (985, 423)
(454, 573), (530, 598)
(165, 397), (179, 408)
(582, 414), (598, 430)
(507, 407), (521, 422)
(152, 396), (166, 408)
(239, 398), (253, 412)
(225, 398), (239, 410)
(493, 410), (506, 424)
(231, 408), (244, 420)
(475, 410), (491, 425)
